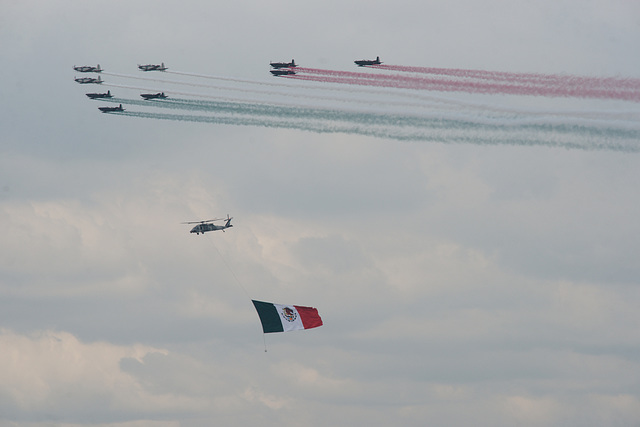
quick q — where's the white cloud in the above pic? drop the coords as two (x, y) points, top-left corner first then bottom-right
(0, 329), (176, 422)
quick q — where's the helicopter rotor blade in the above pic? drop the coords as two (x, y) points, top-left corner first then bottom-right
(181, 218), (224, 224)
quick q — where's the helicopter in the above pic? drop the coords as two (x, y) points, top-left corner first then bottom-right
(183, 215), (233, 235)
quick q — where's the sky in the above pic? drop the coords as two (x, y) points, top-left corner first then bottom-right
(1, 0), (640, 426)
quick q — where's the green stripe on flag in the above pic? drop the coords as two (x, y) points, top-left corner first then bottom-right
(252, 300), (284, 333)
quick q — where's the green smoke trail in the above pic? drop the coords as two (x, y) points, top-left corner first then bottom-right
(107, 110), (640, 152)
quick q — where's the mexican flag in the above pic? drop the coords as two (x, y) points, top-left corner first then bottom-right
(252, 300), (323, 333)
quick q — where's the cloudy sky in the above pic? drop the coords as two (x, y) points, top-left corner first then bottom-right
(2, 0), (640, 426)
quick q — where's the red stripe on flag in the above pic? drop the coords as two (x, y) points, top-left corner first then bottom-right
(294, 305), (323, 330)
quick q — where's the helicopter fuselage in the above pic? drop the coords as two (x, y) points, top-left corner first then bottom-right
(190, 223), (232, 234)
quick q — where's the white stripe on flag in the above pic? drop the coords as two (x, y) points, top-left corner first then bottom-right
(273, 303), (305, 332)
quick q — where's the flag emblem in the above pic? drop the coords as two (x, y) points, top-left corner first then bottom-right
(281, 306), (297, 322)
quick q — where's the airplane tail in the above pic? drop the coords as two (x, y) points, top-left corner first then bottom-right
(97, 64), (101, 71)
(292, 59), (296, 66)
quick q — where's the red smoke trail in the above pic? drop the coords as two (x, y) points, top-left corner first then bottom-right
(288, 72), (640, 101)
(296, 67), (399, 80)
(374, 64), (640, 91)
(297, 67), (640, 93)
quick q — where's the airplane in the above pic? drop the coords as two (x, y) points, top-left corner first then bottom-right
(73, 64), (102, 73)
(270, 69), (296, 76)
(140, 92), (168, 100)
(270, 59), (297, 69)
(98, 104), (124, 113)
(183, 215), (233, 235)
(86, 90), (113, 99)
(138, 62), (167, 71)
(354, 56), (382, 67)
(75, 75), (103, 84)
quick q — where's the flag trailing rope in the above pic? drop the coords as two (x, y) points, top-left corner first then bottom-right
(252, 300), (323, 333)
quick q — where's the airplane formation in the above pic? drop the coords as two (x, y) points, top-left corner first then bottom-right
(74, 62), (170, 111)
(72, 54), (383, 217)
(74, 56), (382, 111)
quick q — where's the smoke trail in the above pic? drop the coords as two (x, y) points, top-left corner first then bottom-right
(99, 96), (640, 139)
(163, 67), (511, 109)
(290, 71), (640, 102)
(94, 66), (640, 152)
(101, 104), (640, 152)
(374, 64), (640, 91)
(101, 96), (457, 129)
(103, 66), (640, 111)
(110, 67), (599, 114)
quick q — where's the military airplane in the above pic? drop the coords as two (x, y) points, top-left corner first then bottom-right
(86, 90), (113, 99)
(75, 75), (103, 84)
(354, 56), (382, 66)
(98, 104), (124, 113)
(140, 92), (168, 100)
(270, 69), (296, 76)
(270, 59), (297, 69)
(73, 64), (102, 73)
(138, 62), (167, 71)
(183, 215), (233, 235)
